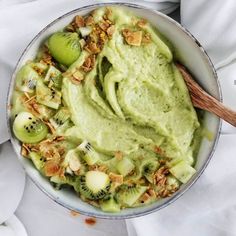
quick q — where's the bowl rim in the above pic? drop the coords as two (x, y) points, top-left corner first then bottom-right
(6, 2), (222, 219)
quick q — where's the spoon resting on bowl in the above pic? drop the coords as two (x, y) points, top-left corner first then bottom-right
(176, 63), (236, 127)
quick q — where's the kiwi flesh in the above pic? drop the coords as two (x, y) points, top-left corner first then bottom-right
(36, 80), (61, 109)
(116, 158), (135, 176)
(78, 141), (100, 165)
(29, 152), (45, 173)
(48, 32), (81, 66)
(100, 195), (120, 212)
(141, 159), (159, 183)
(169, 160), (196, 184)
(116, 184), (147, 207)
(49, 107), (70, 129)
(44, 65), (62, 89)
(15, 65), (40, 93)
(13, 112), (48, 143)
(78, 171), (110, 200)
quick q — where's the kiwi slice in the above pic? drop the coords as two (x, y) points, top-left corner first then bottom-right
(141, 159), (159, 183)
(29, 152), (45, 173)
(100, 195), (120, 212)
(15, 65), (40, 93)
(44, 65), (62, 89)
(48, 32), (81, 66)
(78, 171), (110, 200)
(169, 160), (196, 184)
(116, 184), (147, 207)
(49, 107), (70, 129)
(13, 112), (48, 143)
(36, 80), (61, 109)
(78, 141), (100, 165)
(116, 158), (135, 176)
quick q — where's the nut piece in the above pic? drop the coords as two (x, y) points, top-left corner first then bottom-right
(84, 42), (100, 54)
(69, 155), (81, 172)
(107, 25), (115, 37)
(81, 55), (96, 72)
(137, 19), (147, 28)
(122, 29), (142, 46)
(142, 33), (152, 44)
(75, 15), (85, 28)
(85, 16), (94, 26)
(109, 172), (123, 185)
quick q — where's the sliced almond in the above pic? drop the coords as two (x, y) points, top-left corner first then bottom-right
(107, 25), (115, 37)
(69, 155), (81, 172)
(44, 160), (61, 177)
(85, 16), (94, 26)
(137, 19), (147, 28)
(142, 33), (152, 44)
(109, 172), (123, 185)
(75, 15), (85, 28)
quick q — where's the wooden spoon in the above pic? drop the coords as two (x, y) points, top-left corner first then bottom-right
(176, 63), (236, 127)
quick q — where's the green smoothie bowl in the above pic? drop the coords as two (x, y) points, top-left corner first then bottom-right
(7, 3), (221, 219)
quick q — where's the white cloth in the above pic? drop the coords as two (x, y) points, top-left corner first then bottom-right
(128, 0), (236, 236)
(0, 142), (25, 225)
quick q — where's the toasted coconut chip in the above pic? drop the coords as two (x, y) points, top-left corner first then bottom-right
(84, 42), (100, 54)
(109, 172), (123, 185)
(142, 33), (152, 44)
(21, 145), (29, 157)
(123, 30), (143, 46)
(81, 55), (96, 72)
(44, 120), (56, 134)
(68, 155), (81, 172)
(137, 19), (147, 28)
(114, 151), (123, 160)
(39, 142), (60, 160)
(107, 25), (115, 37)
(72, 71), (84, 81)
(148, 188), (156, 197)
(44, 160), (61, 177)
(140, 193), (152, 203)
(75, 15), (85, 28)
(85, 16), (94, 26)
(98, 20), (110, 31)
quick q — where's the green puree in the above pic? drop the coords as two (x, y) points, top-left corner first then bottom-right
(11, 6), (203, 212)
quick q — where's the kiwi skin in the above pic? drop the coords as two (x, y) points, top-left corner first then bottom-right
(13, 112), (48, 144)
(48, 32), (81, 66)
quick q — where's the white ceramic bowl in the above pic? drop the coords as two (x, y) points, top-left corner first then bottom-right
(7, 3), (221, 219)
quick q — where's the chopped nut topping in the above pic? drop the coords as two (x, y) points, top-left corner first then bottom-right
(84, 42), (100, 54)
(107, 25), (115, 37)
(44, 120), (56, 134)
(122, 29), (142, 46)
(81, 54), (96, 72)
(140, 193), (151, 203)
(98, 20), (110, 31)
(75, 15), (85, 28)
(153, 166), (169, 186)
(137, 19), (147, 28)
(142, 33), (152, 44)
(109, 172), (123, 185)
(85, 16), (94, 26)
(73, 71), (84, 81)
(114, 151), (123, 160)
(69, 154), (81, 172)
(70, 210), (80, 217)
(21, 144), (29, 157)
(44, 160), (61, 177)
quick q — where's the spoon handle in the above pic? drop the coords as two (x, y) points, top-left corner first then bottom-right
(177, 64), (236, 127)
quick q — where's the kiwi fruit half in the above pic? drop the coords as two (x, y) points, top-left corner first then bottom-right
(49, 107), (70, 129)
(48, 32), (81, 66)
(78, 170), (110, 200)
(13, 112), (48, 143)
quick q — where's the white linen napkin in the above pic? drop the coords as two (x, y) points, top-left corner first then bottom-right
(0, 142), (25, 225)
(127, 0), (236, 235)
